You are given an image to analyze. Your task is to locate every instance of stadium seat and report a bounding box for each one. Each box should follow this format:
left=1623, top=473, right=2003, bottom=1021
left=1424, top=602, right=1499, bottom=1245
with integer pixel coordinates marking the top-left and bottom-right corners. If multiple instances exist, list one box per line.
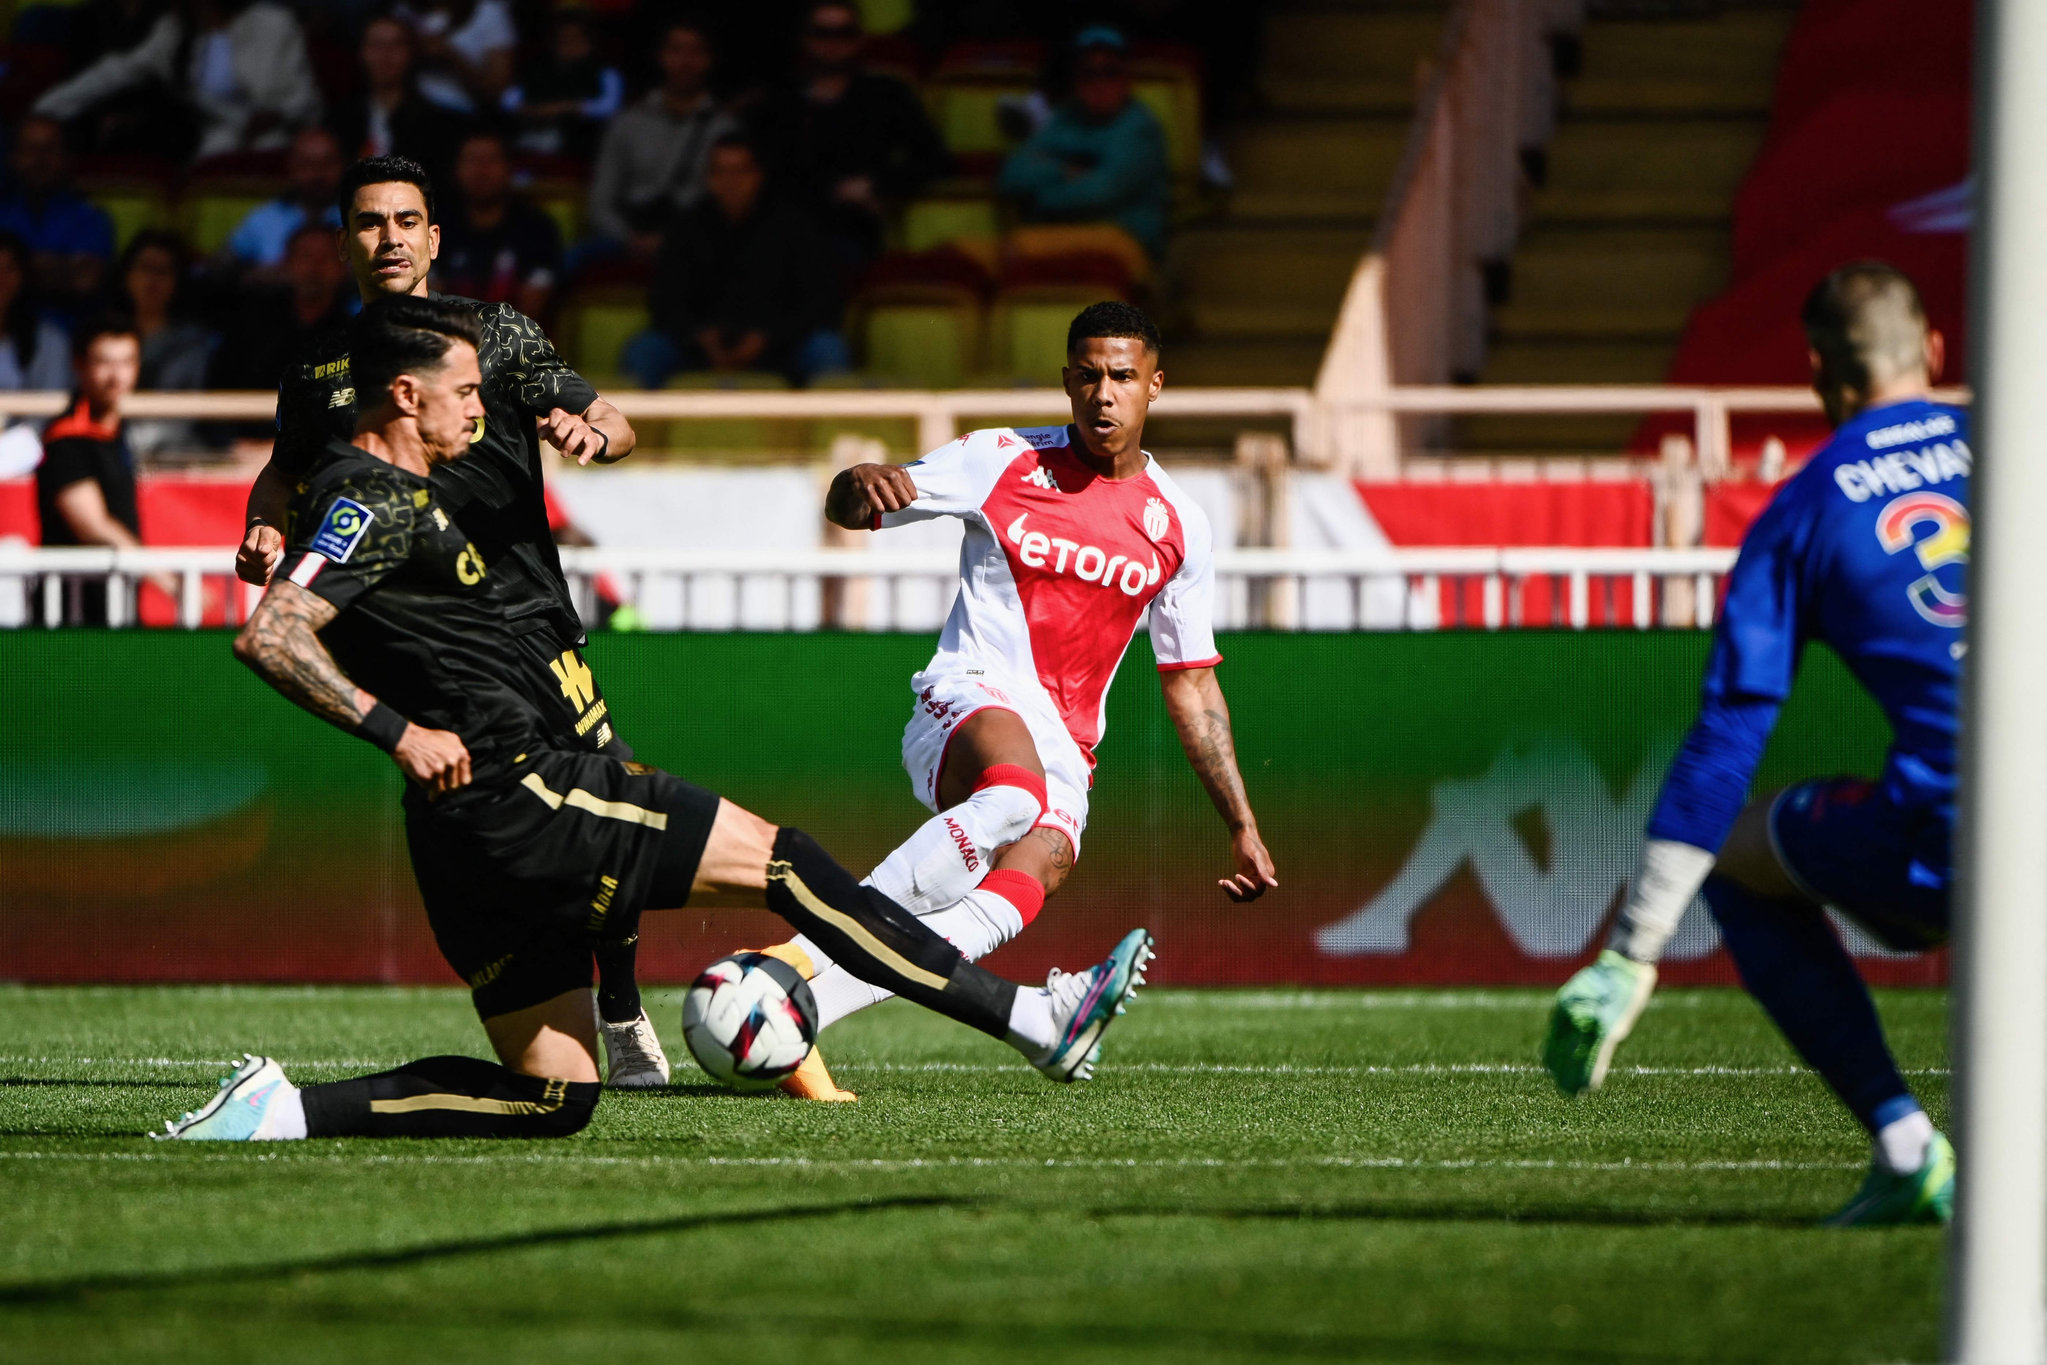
left=988, top=286, right=1105, bottom=382
left=1003, top=223, right=1149, bottom=290
left=899, top=197, right=1000, bottom=268
left=562, top=290, right=648, bottom=380
left=1131, top=61, right=1203, bottom=186
left=857, top=284, right=983, bottom=388
left=924, top=74, right=1035, bottom=163
left=84, top=185, right=169, bottom=252
left=181, top=185, right=275, bottom=255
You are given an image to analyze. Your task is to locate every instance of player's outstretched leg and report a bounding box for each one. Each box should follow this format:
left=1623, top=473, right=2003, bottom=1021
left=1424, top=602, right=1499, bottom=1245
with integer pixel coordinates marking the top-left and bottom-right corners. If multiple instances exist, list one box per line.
left=1706, top=875, right=1952, bottom=1226
left=734, top=818, right=1147, bottom=1082
left=155, top=1053, right=601, bottom=1141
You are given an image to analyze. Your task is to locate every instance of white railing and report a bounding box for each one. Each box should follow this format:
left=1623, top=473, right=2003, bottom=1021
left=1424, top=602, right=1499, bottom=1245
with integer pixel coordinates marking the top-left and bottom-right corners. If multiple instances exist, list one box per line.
left=0, top=543, right=1738, bottom=633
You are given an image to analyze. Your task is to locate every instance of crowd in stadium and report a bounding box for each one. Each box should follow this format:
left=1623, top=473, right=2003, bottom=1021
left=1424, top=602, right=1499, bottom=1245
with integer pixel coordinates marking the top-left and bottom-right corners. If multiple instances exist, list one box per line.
left=0, top=0, right=1239, bottom=454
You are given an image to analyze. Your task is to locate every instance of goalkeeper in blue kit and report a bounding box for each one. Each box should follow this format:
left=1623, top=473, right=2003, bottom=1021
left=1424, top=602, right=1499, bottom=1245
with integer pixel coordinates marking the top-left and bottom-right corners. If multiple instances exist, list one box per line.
left=1543, top=262, right=1966, bottom=1226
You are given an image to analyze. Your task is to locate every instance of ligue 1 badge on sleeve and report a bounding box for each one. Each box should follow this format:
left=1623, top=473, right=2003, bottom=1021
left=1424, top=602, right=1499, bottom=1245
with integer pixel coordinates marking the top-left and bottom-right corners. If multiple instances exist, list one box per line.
left=310, top=497, right=375, bottom=563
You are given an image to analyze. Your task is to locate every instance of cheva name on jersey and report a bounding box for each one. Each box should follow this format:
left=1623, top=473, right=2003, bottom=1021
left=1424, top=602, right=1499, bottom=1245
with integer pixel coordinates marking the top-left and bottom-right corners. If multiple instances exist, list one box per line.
left=1833, top=440, right=1972, bottom=503
left=1005, top=511, right=1162, bottom=595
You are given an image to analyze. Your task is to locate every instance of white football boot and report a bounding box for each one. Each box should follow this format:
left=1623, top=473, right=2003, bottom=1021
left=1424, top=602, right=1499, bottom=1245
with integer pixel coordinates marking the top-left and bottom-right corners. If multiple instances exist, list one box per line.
left=595, top=1003, right=672, bottom=1088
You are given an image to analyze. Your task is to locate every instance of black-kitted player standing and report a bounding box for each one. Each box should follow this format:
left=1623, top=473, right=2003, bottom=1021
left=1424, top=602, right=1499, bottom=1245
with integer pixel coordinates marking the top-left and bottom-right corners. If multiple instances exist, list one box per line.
left=156, top=297, right=1152, bottom=1142
left=234, top=156, right=668, bottom=1084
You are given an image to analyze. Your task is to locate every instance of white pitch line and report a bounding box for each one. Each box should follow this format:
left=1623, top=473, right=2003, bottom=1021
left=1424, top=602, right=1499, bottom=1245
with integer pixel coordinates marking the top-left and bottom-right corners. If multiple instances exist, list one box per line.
left=0, top=1058, right=1952, bottom=1078
left=0, top=1151, right=1865, bottom=1173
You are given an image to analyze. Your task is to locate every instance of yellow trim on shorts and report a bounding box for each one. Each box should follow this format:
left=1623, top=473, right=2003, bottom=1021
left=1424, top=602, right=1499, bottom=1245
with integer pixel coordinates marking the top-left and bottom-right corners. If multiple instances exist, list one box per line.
left=520, top=771, right=669, bottom=830
left=765, top=859, right=951, bottom=993
left=370, top=1091, right=563, bottom=1116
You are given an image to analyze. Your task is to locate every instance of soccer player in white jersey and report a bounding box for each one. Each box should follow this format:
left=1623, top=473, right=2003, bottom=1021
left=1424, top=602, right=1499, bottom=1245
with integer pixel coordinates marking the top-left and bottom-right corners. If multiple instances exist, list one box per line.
left=758, top=301, right=1278, bottom=1100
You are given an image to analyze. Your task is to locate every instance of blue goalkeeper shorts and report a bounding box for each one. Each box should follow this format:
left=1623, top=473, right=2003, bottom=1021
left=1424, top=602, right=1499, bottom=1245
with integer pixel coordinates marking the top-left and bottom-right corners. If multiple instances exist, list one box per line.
left=1768, top=777, right=1951, bottom=952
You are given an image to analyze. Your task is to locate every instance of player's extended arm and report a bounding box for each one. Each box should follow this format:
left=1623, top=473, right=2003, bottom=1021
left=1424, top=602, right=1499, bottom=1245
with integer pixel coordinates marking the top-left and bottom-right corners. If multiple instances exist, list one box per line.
left=235, top=459, right=293, bottom=586
left=825, top=462, right=919, bottom=529
left=540, top=398, right=635, bottom=466
left=233, top=580, right=472, bottom=794
left=1159, top=665, right=1278, bottom=902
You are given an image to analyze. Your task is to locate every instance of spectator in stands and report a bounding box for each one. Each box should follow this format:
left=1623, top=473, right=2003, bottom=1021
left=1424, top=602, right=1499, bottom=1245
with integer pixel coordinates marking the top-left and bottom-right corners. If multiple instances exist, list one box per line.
left=210, top=221, right=352, bottom=395
left=625, top=135, right=848, bottom=388
left=586, top=18, right=737, bottom=261
left=326, top=14, right=472, bottom=188
left=0, top=231, right=72, bottom=394
left=0, top=117, right=116, bottom=303
left=753, top=1, right=950, bottom=273
left=997, top=26, right=1169, bottom=258
left=32, top=1, right=322, bottom=161
left=502, top=12, right=624, bottom=162
left=110, top=228, right=214, bottom=457
left=221, top=126, right=345, bottom=276
left=434, top=130, right=563, bottom=322
left=401, top=0, right=518, bottom=115
left=34, top=313, right=171, bottom=624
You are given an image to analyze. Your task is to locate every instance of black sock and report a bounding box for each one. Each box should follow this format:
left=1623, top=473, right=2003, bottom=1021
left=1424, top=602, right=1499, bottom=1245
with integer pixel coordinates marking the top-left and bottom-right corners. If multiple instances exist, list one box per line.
left=762, top=826, right=1017, bottom=1039
left=593, top=931, right=644, bottom=1025
left=300, top=1055, right=601, bottom=1139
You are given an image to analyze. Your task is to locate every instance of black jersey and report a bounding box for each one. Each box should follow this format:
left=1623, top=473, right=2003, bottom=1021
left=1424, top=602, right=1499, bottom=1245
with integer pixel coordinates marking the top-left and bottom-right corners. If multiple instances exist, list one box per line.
left=272, top=295, right=598, bottom=647
left=279, top=439, right=620, bottom=786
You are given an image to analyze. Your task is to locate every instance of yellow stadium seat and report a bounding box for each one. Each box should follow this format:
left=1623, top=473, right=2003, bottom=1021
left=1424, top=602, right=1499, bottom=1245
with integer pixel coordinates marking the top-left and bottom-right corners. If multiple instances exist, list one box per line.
left=181, top=190, right=273, bottom=255
left=857, top=0, right=913, bottom=34
left=863, top=300, right=981, bottom=388
left=566, top=295, right=649, bottom=379
left=1132, top=65, right=1203, bottom=182
left=926, top=78, right=1035, bottom=156
left=88, top=189, right=169, bottom=252
left=989, top=287, right=1101, bottom=382
left=900, top=197, right=1000, bottom=258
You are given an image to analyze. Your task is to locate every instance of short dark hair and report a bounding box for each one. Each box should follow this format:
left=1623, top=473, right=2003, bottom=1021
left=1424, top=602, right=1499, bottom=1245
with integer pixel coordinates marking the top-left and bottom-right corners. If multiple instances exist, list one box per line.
left=1066, top=300, right=1159, bottom=358
left=707, top=131, right=759, bottom=162
left=71, top=309, right=138, bottom=360
left=1802, top=261, right=1929, bottom=392
left=351, top=295, right=482, bottom=400
left=337, top=155, right=436, bottom=225
left=457, top=127, right=510, bottom=158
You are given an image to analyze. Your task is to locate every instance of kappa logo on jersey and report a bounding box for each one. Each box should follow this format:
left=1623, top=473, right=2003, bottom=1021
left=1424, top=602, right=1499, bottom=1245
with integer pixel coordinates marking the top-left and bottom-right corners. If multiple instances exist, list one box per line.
left=1005, top=511, right=1162, bottom=596
left=1021, top=465, right=1060, bottom=490
left=309, top=497, right=373, bottom=562
left=1143, top=497, right=1169, bottom=541
left=1877, top=490, right=1969, bottom=627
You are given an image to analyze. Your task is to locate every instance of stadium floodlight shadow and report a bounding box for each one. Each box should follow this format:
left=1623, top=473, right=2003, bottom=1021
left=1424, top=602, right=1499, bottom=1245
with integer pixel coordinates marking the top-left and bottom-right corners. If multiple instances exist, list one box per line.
left=0, top=1195, right=971, bottom=1305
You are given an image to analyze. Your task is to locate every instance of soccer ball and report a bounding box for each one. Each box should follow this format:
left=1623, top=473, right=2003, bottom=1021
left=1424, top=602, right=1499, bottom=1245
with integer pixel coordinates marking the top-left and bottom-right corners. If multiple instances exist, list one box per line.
left=681, top=952, right=819, bottom=1091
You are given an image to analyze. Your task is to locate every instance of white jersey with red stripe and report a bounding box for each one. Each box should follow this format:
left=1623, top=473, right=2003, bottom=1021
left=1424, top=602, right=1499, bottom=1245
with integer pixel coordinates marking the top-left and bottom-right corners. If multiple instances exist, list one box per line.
left=879, top=424, right=1221, bottom=766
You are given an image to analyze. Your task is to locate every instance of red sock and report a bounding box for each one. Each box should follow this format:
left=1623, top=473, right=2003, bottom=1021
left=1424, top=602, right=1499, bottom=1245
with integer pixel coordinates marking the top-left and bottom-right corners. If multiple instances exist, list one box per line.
left=979, top=868, right=1046, bottom=926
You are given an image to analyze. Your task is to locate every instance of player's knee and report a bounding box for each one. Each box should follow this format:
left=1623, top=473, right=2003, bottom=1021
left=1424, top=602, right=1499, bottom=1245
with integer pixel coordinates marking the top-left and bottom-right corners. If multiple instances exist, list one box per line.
left=533, top=1079, right=601, bottom=1138
left=969, top=763, right=1048, bottom=845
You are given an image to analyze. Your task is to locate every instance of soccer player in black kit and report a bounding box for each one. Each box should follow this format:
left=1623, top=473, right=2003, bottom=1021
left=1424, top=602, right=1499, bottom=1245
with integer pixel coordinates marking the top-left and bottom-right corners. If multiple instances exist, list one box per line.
left=155, top=297, right=1153, bottom=1141
left=233, top=156, right=671, bottom=1084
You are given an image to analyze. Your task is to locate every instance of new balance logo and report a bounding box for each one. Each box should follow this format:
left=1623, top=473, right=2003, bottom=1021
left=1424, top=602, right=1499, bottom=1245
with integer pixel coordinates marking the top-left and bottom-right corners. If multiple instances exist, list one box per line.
left=1021, top=465, right=1059, bottom=490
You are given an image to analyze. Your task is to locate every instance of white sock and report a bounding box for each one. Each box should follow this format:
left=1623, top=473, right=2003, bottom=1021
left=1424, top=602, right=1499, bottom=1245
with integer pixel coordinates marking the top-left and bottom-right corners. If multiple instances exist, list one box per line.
left=1874, top=1108, right=1935, bottom=1176
left=1605, top=839, right=1718, bottom=964
left=1004, top=984, right=1054, bottom=1055
left=806, top=885, right=1033, bottom=1030
left=864, top=783, right=1043, bottom=917
left=267, top=1085, right=308, bottom=1141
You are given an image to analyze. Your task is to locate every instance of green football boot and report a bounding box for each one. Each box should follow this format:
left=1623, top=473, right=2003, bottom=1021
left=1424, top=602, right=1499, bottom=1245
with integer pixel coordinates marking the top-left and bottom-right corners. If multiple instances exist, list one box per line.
left=1824, top=1131, right=1955, bottom=1228
left=1542, top=949, right=1658, bottom=1096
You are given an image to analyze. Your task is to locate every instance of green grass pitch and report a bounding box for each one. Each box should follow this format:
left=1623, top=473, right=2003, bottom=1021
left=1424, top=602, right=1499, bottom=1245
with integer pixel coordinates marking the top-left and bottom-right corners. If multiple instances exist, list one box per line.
left=0, top=984, right=1945, bottom=1363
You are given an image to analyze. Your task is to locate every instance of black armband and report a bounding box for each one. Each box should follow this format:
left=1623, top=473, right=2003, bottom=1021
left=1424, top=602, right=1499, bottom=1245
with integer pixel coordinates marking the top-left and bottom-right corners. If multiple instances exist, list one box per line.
left=354, top=702, right=409, bottom=753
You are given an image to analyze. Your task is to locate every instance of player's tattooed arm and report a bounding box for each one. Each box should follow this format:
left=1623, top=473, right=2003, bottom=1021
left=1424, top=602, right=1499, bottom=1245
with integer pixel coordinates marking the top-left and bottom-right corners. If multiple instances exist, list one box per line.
left=1160, top=666, right=1279, bottom=902
left=234, top=580, right=473, bottom=793
left=233, top=580, right=368, bottom=729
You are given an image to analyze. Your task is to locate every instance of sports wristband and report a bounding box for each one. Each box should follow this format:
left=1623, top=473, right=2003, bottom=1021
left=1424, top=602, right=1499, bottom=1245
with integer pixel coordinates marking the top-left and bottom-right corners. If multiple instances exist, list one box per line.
left=354, top=702, right=409, bottom=753
left=246, top=516, right=270, bottom=530
left=590, top=427, right=610, bottom=463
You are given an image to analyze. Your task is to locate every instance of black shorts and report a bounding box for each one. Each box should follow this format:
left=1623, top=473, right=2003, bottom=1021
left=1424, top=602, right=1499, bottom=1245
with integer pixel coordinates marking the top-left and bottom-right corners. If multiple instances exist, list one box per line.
left=405, top=750, right=721, bottom=1018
